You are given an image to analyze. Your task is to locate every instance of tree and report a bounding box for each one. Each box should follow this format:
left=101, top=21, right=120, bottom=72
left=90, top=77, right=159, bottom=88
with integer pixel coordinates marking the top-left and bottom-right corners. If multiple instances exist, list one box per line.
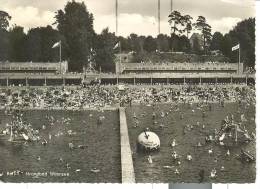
left=144, top=36, right=157, bottom=52
left=38, top=26, right=67, bottom=62
left=54, top=1, right=95, bottom=72
left=8, top=26, right=27, bottom=62
left=179, top=35, right=191, bottom=52
left=26, top=26, right=66, bottom=62
left=0, top=29, right=9, bottom=61
left=168, top=11, right=183, bottom=35
left=168, top=11, right=186, bottom=52
left=128, top=33, right=140, bottom=52
left=156, top=34, right=170, bottom=52
left=138, top=36, right=146, bottom=53
left=94, top=28, right=116, bottom=73
left=221, top=34, right=232, bottom=60
left=169, top=34, right=191, bottom=53
left=182, top=15, right=193, bottom=38
left=26, top=28, right=43, bottom=62
left=0, top=10, right=11, bottom=31
left=192, top=36, right=202, bottom=54
left=226, top=18, right=255, bottom=68
left=210, top=32, right=224, bottom=51
left=0, top=10, right=11, bottom=61
left=117, top=36, right=131, bottom=52
left=194, top=16, right=212, bottom=52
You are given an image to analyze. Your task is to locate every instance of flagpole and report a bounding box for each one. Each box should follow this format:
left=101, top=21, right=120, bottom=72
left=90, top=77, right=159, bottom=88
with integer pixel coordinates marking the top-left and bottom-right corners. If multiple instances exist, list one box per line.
left=59, top=41, right=62, bottom=74
left=119, top=41, right=121, bottom=75
left=238, top=43, right=240, bottom=74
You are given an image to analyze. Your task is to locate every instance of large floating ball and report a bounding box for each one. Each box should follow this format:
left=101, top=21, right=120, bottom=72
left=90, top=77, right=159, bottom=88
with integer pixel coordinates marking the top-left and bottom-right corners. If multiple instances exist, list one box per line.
left=137, top=131, right=160, bottom=151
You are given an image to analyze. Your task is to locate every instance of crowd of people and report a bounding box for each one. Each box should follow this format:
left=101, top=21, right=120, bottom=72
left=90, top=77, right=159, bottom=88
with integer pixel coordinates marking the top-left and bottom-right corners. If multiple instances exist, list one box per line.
left=127, top=86, right=255, bottom=182
left=0, top=83, right=256, bottom=182
left=0, top=84, right=255, bottom=110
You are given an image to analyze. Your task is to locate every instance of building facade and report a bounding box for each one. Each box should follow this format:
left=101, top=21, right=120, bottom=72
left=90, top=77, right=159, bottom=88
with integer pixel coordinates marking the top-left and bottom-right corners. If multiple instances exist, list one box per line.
left=0, top=61, right=68, bottom=75
left=116, top=62, right=244, bottom=75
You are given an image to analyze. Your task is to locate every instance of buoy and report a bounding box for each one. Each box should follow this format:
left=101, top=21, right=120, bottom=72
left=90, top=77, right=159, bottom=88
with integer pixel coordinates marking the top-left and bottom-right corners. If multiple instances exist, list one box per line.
left=137, top=131, right=160, bottom=151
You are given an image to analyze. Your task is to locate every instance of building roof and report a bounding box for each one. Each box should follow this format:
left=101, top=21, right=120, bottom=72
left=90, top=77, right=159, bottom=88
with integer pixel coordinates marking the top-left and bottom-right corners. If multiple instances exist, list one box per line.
left=0, top=62, right=67, bottom=67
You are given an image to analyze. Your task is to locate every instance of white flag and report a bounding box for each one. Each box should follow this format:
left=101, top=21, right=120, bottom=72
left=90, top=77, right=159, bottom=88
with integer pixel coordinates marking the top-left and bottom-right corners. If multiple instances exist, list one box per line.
left=52, top=41, right=61, bottom=48
left=232, top=44, right=240, bottom=51
left=113, top=42, right=120, bottom=50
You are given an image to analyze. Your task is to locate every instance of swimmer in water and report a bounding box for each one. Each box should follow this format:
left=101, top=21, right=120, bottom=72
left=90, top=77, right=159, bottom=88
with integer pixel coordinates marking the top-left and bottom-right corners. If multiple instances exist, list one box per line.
left=210, top=168, right=217, bottom=178
left=148, top=155, right=153, bottom=164
left=226, top=149, right=230, bottom=156
left=171, top=139, right=177, bottom=147
left=187, top=154, right=192, bottom=161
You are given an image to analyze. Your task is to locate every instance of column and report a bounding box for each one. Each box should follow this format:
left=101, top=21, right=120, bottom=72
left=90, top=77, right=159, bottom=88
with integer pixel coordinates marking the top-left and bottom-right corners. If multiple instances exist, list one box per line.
left=63, top=77, right=65, bottom=86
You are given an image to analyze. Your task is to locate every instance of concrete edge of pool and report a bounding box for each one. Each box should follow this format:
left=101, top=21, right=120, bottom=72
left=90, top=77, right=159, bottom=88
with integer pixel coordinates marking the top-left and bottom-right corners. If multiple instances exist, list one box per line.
left=119, top=107, right=136, bottom=183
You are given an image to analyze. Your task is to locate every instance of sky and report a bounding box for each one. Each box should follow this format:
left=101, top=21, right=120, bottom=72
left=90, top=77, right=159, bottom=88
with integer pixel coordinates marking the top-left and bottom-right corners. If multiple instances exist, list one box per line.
left=0, top=0, right=255, bottom=37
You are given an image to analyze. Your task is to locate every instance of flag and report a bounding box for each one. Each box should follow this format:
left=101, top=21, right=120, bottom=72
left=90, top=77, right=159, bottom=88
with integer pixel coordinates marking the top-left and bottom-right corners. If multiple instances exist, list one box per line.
left=232, top=44, right=240, bottom=51
left=113, top=42, right=120, bottom=50
left=52, top=41, right=61, bottom=48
